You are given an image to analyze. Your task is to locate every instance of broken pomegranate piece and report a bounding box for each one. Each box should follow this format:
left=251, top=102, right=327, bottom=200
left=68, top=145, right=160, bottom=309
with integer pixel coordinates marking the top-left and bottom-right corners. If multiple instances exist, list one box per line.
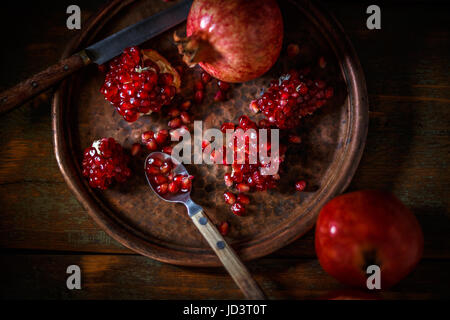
left=101, top=46, right=181, bottom=122
left=82, top=138, right=131, bottom=190
left=249, top=69, right=334, bottom=129
left=145, top=156, right=192, bottom=196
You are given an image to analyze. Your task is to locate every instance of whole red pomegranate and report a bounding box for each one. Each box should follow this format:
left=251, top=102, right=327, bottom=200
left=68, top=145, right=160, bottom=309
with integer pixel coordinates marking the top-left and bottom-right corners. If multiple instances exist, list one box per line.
left=174, top=0, right=283, bottom=82
left=315, top=190, right=424, bottom=289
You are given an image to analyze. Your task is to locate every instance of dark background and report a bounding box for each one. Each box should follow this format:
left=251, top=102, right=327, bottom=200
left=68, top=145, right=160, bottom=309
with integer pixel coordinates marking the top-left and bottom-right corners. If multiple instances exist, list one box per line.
left=0, top=0, right=449, bottom=299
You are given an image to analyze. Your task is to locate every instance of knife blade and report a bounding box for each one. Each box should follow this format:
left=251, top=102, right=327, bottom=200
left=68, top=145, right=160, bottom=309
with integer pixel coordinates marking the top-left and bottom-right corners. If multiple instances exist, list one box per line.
left=86, top=0, right=192, bottom=65
left=0, top=0, right=192, bottom=114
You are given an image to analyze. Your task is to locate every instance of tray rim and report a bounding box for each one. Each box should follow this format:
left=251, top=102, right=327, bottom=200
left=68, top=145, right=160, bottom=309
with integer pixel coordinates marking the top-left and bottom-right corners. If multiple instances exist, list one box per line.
left=52, top=0, right=369, bottom=267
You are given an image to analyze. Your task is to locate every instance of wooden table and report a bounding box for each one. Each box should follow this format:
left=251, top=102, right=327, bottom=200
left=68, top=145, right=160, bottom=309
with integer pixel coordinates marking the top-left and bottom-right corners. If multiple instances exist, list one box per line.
left=0, top=0, right=448, bottom=299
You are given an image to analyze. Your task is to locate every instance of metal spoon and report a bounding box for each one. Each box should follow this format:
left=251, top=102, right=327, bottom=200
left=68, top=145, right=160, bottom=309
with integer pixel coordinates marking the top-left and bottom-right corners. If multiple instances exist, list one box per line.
left=144, top=152, right=266, bottom=300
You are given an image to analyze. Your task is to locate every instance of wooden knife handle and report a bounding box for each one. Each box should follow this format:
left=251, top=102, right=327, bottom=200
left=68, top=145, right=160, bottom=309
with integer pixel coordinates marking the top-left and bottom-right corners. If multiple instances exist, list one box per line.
left=191, top=210, right=266, bottom=300
left=0, top=50, right=91, bottom=114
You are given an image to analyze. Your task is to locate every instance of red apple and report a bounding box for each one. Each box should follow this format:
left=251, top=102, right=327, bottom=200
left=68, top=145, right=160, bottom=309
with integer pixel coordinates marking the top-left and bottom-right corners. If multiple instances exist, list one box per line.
left=315, top=190, right=424, bottom=289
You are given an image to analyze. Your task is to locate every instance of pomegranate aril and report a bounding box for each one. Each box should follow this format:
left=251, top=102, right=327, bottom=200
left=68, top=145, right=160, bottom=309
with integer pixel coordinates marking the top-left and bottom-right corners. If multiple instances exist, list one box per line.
left=236, top=183, right=250, bottom=193
left=201, top=71, right=212, bottom=84
left=224, top=173, right=233, bottom=187
left=160, top=161, right=172, bottom=174
left=131, top=143, right=142, bottom=156
left=162, top=145, right=173, bottom=154
left=168, top=117, right=182, bottom=129
left=180, top=177, right=192, bottom=192
left=319, top=56, right=327, bottom=68
left=168, top=181, right=180, bottom=193
left=237, top=194, right=250, bottom=205
left=217, top=80, right=230, bottom=92
left=146, top=138, right=158, bottom=151
left=142, top=130, right=154, bottom=142
left=218, top=221, right=229, bottom=236
left=223, top=192, right=236, bottom=205
left=249, top=100, right=259, bottom=113
left=153, top=174, right=168, bottom=185
left=214, top=90, right=226, bottom=102
left=221, top=122, right=235, bottom=133
left=194, top=80, right=204, bottom=91
left=287, top=43, right=300, bottom=58
left=288, top=135, right=302, bottom=144
left=194, top=90, right=204, bottom=104
left=295, top=180, right=307, bottom=192
left=180, top=111, right=192, bottom=124
left=156, top=183, right=169, bottom=195
left=180, top=100, right=192, bottom=111
left=167, top=106, right=180, bottom=118
left=154, top=129, right=169, bottom=145
left=231, top=202, right=246, bottom=216
left=146, top=165, right=160, bottom=175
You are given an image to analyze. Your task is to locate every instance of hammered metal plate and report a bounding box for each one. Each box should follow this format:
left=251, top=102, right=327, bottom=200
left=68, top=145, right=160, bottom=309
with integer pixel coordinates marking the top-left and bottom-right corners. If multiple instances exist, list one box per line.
left=53, top=0, right=368, bottom=266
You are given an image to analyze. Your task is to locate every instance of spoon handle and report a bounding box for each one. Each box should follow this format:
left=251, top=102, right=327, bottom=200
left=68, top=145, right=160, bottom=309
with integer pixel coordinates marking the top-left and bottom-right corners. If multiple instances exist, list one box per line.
left=191, top=210, right=266, bottom=300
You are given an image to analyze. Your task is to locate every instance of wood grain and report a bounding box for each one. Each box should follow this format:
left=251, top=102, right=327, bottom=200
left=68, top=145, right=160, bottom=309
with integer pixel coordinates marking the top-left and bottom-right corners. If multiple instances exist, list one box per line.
left=1, top=253, right=449, bottom=300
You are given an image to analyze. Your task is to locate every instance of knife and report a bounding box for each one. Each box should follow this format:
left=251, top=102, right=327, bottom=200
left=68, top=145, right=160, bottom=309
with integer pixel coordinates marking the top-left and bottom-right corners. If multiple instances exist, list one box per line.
left=0, top=0, right=192, bottom=114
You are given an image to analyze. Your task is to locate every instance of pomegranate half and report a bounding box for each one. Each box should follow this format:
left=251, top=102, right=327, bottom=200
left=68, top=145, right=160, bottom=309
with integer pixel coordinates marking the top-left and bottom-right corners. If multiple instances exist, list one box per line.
left=174, top=0, right=283, bottom=83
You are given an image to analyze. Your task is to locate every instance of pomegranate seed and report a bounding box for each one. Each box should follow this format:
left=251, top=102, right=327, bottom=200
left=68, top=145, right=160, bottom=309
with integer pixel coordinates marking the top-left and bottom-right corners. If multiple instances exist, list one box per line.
left=142, top=130, right=154, bottom=143
left=218, top=222, right=229, bottom=236
left=288, top=135, right=302, bottom=144
left=231, top=202, right=246, bottom=216
left=174, top=174, right=184, bottom=185
left=147, top=157, right=162, bottom=167
left=221, top=122, right=235, bottom=133
left=249, top=100, right=259, bottom=113
left=168, top=117, right=182, bottom=129
left=224, top=192, right=236, bottom=205
left=130, top=143, right=142, bottom=156
left=156, top=183, right=168, bottom=195
left=154, top=129, right=169, bottom=145
left=224, top=173, right=233, bottom=187
left=180, top=176, right=192, bottom=192
left=153, top=174, right=168, bottom=185
left=287, top=43, right=300, bottom=58
left=325, top=87, right=334, bottom=99
left=180, top=100, right=192, bottom=111
left=295, top=180, right=307, bottom=191
left=194, top=90, right=204, bottom=104
left=162, top=145, right=173, bottom=154
left=168, top=181, right=180, bottom=193
left=194, top=80, right=204, bottom=91
left=319, top=56, right=327, bottom=69
left=146, top=165, right=160, bottom=175
left=237, top=194, right=250, bottom=205
left=201, top=72, right=212, bottom=84
left=167, top=106, right=180, bottom=118
left=160, top=161, right=172, bottom=174
left=236, top=183, right=250, bottom=193
left=214, top=90, right=226, bottom=102
left=180, top=111, right=192, bottom=124
left=201, top=140, right=210, bottom=150
left=217, top=80, right=230, bottom=92
left=146, top=138, right=158, bottom=151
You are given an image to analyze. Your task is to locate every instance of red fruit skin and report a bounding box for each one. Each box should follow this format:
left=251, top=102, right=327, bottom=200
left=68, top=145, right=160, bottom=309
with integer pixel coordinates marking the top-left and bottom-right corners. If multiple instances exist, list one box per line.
left=186, top=0, right=283, bottom=82
left=315, top=190, right=424, bottom=289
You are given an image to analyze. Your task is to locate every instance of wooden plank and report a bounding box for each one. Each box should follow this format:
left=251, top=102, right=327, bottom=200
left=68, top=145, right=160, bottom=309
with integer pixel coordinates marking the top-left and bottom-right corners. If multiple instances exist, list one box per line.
left=1, top=254, right=448, bottom=299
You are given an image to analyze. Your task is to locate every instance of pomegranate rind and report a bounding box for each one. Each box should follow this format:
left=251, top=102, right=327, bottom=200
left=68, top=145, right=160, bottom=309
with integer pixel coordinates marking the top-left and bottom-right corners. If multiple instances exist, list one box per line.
left=141, top=49, right=181, bottom=89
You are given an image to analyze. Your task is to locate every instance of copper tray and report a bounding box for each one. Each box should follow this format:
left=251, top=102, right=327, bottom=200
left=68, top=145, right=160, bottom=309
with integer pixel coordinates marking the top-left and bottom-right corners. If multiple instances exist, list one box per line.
left=52, top=0, right=368, bottom=266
